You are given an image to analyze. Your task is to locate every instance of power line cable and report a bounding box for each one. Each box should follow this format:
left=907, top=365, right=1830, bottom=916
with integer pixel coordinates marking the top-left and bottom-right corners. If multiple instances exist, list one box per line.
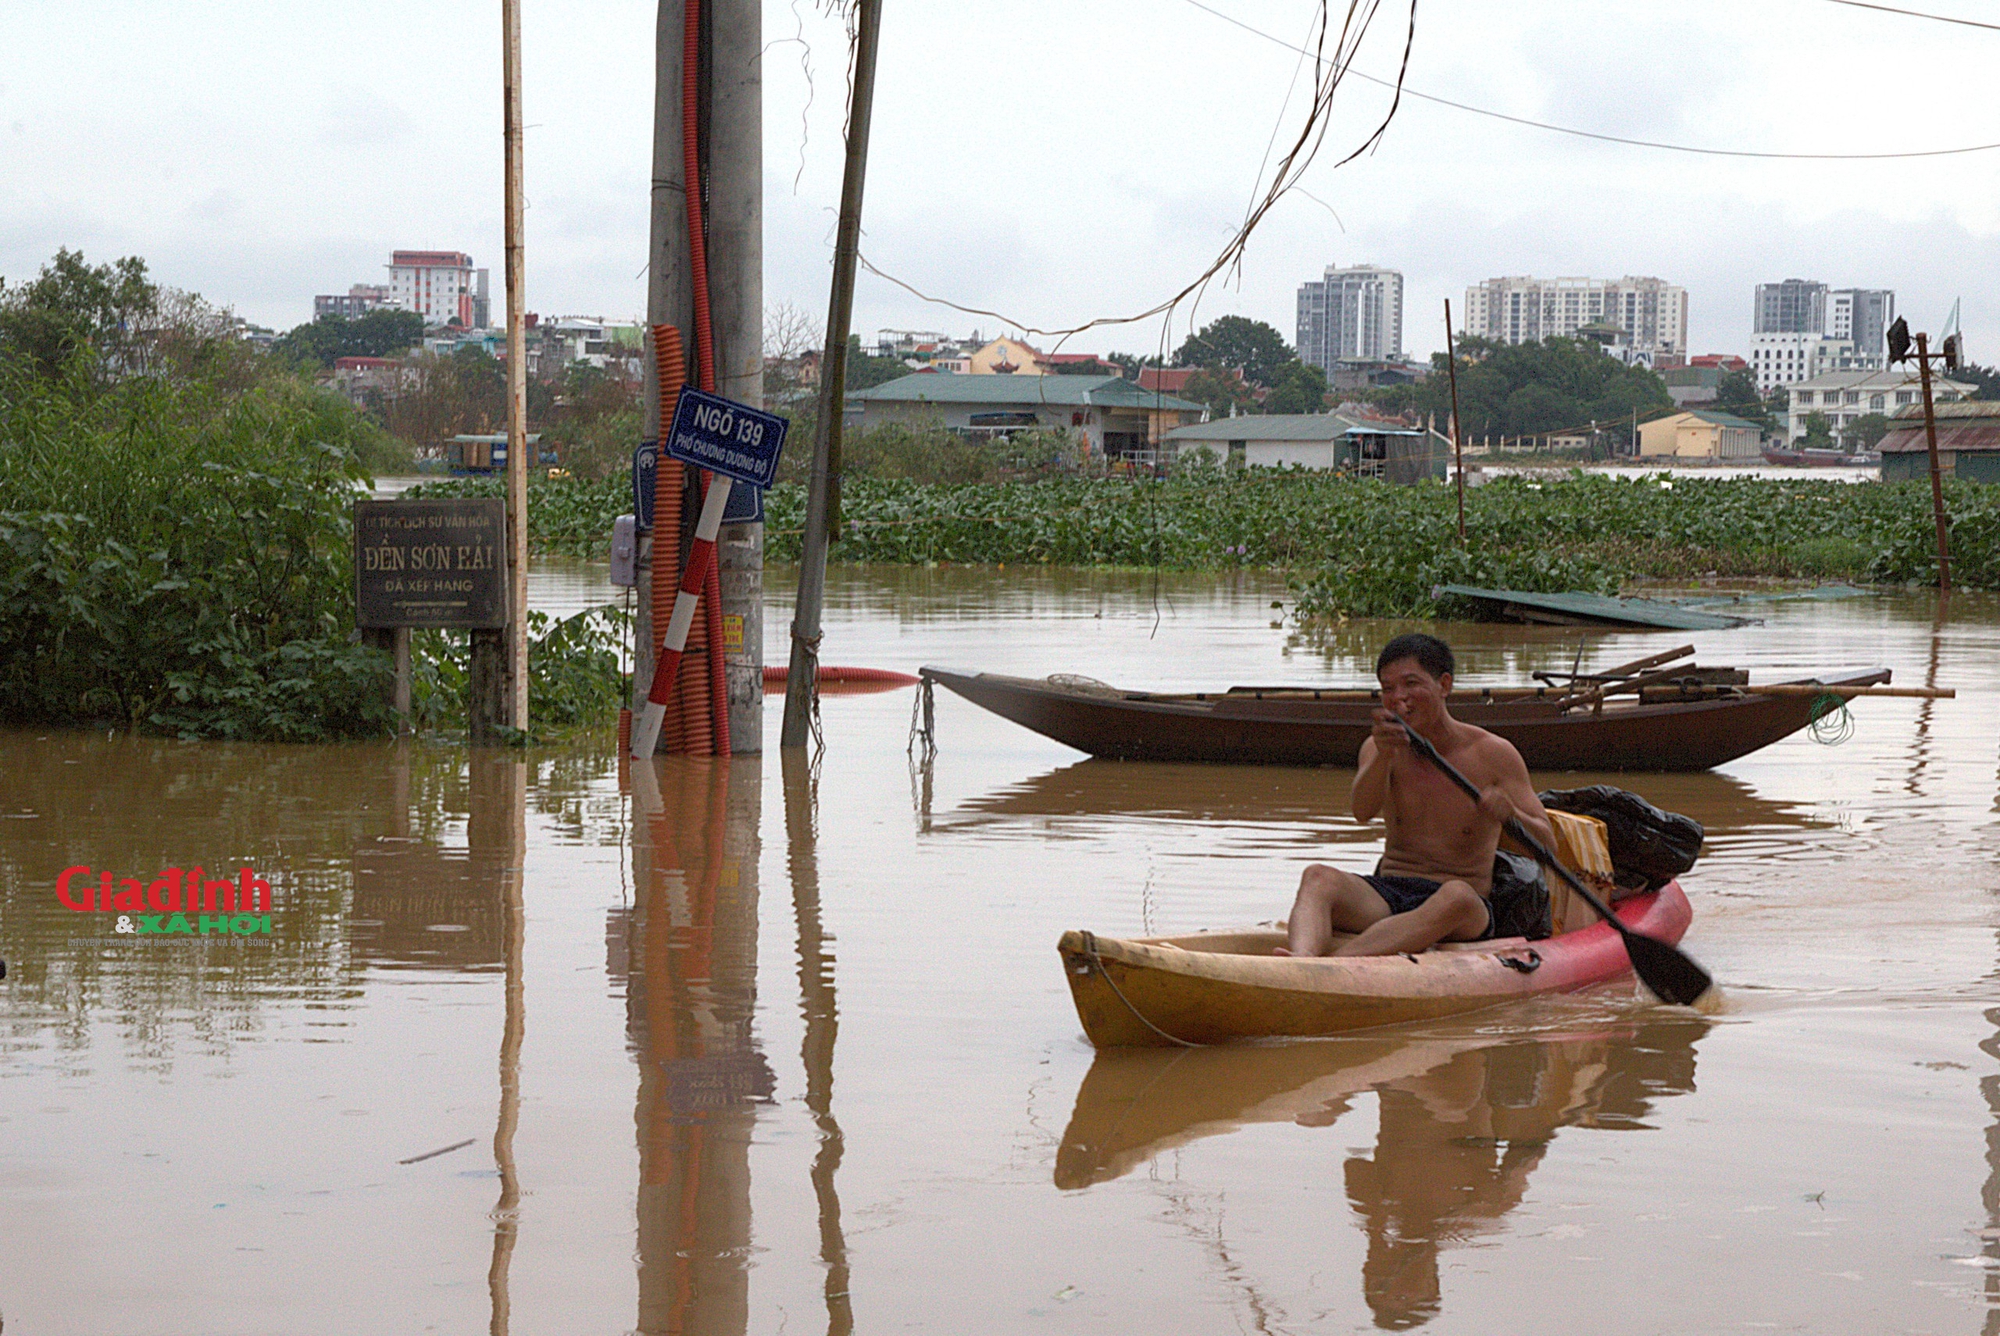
left=1184, top=0, right=2000, bottom=160
left=1818, top=0, right=2000, bottom=33
left=859, top=0, right=1417, bottom=342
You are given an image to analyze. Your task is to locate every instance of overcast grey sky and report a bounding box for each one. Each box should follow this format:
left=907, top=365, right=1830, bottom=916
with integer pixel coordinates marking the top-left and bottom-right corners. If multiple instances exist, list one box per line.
left=4, top=0, right=1995, bottom=362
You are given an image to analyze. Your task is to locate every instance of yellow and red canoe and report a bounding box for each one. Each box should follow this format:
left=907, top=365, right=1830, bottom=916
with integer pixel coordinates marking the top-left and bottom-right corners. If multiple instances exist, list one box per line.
left=1058, top=882, right=1693, bottom=1047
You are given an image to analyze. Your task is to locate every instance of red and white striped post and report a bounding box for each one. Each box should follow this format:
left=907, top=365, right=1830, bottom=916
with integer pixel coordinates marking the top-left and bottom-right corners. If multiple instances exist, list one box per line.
left=630, top=472, right=733, bottom=758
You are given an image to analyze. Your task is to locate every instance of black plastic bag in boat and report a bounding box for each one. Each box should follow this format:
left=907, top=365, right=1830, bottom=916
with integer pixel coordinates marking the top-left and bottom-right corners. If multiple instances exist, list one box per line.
left=1489, top=851, right=1552, bottom=941
left=1536, top=786, right=1704, bottom=892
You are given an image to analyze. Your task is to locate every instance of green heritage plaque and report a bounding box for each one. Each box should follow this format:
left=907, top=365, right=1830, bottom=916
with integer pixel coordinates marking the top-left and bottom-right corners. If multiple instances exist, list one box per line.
left=354, top=498, right=510, bottom=629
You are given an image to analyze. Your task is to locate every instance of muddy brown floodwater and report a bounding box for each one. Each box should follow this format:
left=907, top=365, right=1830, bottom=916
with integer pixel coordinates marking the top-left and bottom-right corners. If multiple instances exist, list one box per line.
left=2, top=564, right=1998, bottom=1334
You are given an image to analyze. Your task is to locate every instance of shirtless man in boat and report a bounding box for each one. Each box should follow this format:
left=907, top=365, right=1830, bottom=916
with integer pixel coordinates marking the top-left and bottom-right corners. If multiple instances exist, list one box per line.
left=1279, top=633, right=1554, bottom=957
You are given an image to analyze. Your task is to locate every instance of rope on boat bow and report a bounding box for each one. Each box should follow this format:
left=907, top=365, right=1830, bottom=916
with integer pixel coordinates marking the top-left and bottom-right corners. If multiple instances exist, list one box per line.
left=1074, top=930, right=1204, bottom=1048
left=1808, top=691, right=1856, bottom=745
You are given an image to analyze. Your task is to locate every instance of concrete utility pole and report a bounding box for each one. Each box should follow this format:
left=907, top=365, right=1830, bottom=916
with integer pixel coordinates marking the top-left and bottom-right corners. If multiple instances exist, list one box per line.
left=502, top=0, right=530, bottom=730
left=636, top=0, right=765, bottom=753
left=1914, top=332, right=1953, bottom=594
left=782, top=0, right=884, bottom=750
left=708, top=0, right=765, bottom=752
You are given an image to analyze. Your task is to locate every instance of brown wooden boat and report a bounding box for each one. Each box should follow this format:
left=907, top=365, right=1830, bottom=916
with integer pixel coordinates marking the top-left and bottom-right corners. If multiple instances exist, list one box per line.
left=919, top=665, right=1891, bottom=771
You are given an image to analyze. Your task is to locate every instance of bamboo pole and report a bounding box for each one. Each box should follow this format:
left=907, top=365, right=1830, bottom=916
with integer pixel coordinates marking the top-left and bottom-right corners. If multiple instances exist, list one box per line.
left=782, top=0, right=883, bottom=750
left=502, top=0, right=529, bottom=730
left=1196, top=682, right=1954, bottom=704
left=1733, top=684, right=1954, bottom=699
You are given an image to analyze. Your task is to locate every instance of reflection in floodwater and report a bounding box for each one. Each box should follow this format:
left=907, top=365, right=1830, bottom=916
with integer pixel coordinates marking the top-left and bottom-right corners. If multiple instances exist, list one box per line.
left=1985, top=924, right=2000, bottom=1331
left=785, top=751, right=854, bottom=1336
left=1908, top=607, right=1945, bottom=798
left=622, top=758, right=769, bottom=1336
left=1057, top=1013, right=1708, bottom=1329
left=940, top=758, right=1836, bottom=861
left=469, top=754, right=527, bottom=1336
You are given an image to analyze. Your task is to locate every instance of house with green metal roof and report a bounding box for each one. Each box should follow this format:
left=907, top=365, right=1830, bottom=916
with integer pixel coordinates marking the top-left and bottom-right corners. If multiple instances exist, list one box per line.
left=1162, top=412, right=1449, bottom=481
left=1879, top=400, right=2000, bottom=483
left=847, top=372, right=1205, bottom=461
left=1636, top=409, right=1763, bottom=460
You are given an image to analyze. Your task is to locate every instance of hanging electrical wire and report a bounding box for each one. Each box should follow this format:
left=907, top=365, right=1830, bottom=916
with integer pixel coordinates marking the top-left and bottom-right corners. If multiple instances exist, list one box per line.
left=1183, top=0, right=2000, bottom=160
left=858, top=0, right=1416, bottom=343
left=1818, top=0, right=2000, bottom=33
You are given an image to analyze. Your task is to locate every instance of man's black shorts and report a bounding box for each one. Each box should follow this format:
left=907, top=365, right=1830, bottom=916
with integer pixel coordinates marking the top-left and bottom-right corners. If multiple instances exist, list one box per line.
left=1358, top=873, right=1496, bottom=941
left=1356, top=854, right=1553, bottom=942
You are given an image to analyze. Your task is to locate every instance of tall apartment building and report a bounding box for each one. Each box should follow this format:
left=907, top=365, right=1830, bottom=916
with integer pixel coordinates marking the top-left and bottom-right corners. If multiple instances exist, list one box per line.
left=1754, top=279, right=1826, bottom=334
left=313, top=284, right=390, bottom=320
left=1753, top=279, right=1894, bottom=354
left=387, top=250, right=486, bottom=328
left=1297, top=263, right=1404, bottom=371
left=1750, top=332, right=1882, bottom=392
left=1461, top=276, right=1687, bottom=360
left=1828, top=288, right=1893, bottom=355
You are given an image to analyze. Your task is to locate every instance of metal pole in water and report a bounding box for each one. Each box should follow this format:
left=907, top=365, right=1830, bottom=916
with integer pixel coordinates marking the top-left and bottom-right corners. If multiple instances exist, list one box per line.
left=782, top=0, right=883, bottom=750
left=1444, top=298, right=1465, bottom=544
left=1915, top=332, right=1952, bottom=595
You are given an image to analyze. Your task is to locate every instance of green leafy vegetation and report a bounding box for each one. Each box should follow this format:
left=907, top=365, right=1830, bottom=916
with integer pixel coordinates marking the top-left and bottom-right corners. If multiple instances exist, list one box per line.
left=1363, top=336, right=1673, bottom=449
left=1174, top=315, right=1330, bottom=414
left=0, top=248, right=158, bottom=380
left=404, top=473, right=629, bottom=557
left=1843, top=412, right=1894, bottom=452
left=270, top=309, right=425, bottom=368
left=750, top=469, right=2000, bottom=614
left=0, top=361, right=394, bottom=739
left=409, top=606, right=629, bottom=738
left=1175, top=315, right=1296, bottom=388
left=0, top=248, right=635, bottom=739
left=1711, top=367, right=1781, bottom=432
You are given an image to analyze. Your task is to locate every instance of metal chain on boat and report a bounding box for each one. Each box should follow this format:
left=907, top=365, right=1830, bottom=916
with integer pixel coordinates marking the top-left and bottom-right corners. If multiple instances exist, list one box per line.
left=1075, top=931, right=1204, bottom=1048
left=1808, top=691, right=1856, bottom=745
left=907, top=675, right=937, bottom=761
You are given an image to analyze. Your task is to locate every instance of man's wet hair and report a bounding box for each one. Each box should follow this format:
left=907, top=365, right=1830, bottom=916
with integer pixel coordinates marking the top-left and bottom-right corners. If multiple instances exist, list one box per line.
left=1376, top=633, right=1455, bottom=681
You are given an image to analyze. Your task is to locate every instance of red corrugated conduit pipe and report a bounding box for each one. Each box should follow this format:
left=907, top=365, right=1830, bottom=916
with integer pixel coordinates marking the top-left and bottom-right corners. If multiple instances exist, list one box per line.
left=652, top=324, right=698, bottom=754
left=681, top=0, right=730, bottom=757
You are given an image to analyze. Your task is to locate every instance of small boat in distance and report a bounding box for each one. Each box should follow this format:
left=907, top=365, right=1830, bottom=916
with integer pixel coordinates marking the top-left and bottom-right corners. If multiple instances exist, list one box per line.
left=920, top=652, right=1892, bottom=771
left=1761, top=444, right=1881, bottom=468
left=1060, top=883, right=1693, bottom=1047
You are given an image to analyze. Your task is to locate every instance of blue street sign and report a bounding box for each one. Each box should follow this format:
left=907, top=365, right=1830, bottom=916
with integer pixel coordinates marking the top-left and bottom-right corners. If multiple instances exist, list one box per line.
left=635, top=441, right=763, bottom=528
left=664, top=386, right=787, bottom=488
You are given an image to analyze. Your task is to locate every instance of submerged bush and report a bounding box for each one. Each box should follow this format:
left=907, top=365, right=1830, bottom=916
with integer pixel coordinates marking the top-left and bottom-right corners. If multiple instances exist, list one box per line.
left=0, top=363, right=400, bottom=738
left=409, top=605, right=628, bottom=736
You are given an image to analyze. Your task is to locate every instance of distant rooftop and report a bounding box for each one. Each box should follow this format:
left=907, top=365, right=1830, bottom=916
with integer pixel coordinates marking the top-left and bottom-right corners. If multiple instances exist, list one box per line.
left=1678, top=409, right=1762, bottom=431
left=851, top=372, right=1201, bottom=413
left=1164, top=412, right=1420, bottom=443
left=1791, top=368, right=1973, bottom=393
left=1880, top=398, right=2000, bottom=452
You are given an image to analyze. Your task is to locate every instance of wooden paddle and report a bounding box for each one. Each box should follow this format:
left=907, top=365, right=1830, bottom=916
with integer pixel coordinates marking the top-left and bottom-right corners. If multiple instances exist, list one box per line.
left=1396, top=720, right=1713, bottom=1007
